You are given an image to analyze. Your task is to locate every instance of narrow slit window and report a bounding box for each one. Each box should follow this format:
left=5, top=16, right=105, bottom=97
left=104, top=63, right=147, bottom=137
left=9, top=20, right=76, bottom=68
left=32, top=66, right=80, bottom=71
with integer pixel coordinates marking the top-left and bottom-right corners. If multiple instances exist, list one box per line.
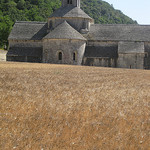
left=49, top=20, right=52, bottom=29
left=73, top=52, right=76, bottom=61
left=58, top=52, right=62, bottom=60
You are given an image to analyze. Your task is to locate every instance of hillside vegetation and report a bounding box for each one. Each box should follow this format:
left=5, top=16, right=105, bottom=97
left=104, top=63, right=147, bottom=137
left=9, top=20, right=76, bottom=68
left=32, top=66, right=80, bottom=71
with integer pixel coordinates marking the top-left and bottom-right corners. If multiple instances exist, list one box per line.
left=0, top=0, right=137, bottom=48
left=0, top=62, right=149, bottom=149
left=81, top=0, right=137, bottom=24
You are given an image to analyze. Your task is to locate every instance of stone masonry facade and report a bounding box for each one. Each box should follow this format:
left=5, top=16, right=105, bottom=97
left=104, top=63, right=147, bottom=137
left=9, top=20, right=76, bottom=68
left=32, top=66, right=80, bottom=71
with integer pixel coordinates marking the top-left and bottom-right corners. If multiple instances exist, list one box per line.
left=7, top=0, right=150, bottom=69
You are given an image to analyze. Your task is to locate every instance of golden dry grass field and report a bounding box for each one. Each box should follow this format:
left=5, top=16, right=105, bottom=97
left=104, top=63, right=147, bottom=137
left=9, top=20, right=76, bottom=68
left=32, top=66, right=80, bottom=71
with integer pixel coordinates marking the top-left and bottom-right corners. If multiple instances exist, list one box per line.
left=0, top=62, right=150, bottom=150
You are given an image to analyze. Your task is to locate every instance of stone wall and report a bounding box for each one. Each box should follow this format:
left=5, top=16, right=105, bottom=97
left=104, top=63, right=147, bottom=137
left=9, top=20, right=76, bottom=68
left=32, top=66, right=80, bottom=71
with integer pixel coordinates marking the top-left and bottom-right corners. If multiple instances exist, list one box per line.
left=144, top=42, right=150, bottom=69
left=83, top=41, right=118, bottom=67
left=7, top=40, right=43, bottom=62
left=0, top=50, right=7, bottom=61
left=43, top=39, right=86, bottom=65
left=117, top=53, right=145, bottom=69
left=83, top=57, right=116, bottom=67
left=118, top=42, right=145, bottom=69
left=48, top=18, right=91, bottom=32
left=7, top=39, right=150, bottom=69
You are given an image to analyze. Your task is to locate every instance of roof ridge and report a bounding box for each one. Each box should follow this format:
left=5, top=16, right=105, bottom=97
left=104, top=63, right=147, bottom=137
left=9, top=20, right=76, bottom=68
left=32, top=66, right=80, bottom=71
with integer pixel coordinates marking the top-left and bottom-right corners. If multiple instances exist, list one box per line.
left=92, top=24, right=150, bottom=26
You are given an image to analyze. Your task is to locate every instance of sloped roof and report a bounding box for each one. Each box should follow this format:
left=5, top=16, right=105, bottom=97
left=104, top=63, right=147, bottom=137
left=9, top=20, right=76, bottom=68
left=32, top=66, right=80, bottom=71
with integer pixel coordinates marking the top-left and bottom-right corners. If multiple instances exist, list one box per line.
left=118, top=42, right=144, bottom=53
left=8, top=22, right=150, bottom=42
left=8, top=21, right=48, bottom=40
left=49, top=6, right=93, bottom=21
left=84, top=46, right=118, bottom=58
left=44, top=21, right=86, bottom=40
left=85, top=24, right=150, bottom=42
left=7, top=47, right=42, bottom=57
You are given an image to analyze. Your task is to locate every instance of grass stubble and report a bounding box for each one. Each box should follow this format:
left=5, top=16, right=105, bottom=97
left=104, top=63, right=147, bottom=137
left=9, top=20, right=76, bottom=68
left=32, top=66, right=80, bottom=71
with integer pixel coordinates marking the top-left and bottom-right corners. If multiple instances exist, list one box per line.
left=0, top=62, right=150, bottom=149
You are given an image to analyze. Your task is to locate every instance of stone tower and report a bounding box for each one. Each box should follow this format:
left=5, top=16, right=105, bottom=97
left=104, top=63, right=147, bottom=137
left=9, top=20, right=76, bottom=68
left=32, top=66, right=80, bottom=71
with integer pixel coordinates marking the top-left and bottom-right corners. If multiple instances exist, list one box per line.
left=43, top=21, right=86, bottom=65
left=43, top=0, right=93, bottom=65
left=48, top=0, right=94, bottom=32
left=61, top=0, right=80, bottom=8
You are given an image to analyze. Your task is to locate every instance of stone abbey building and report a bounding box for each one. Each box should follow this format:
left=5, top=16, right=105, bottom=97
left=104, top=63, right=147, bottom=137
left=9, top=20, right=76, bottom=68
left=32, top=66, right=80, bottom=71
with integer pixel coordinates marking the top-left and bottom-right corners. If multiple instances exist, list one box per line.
left=7, top=0, right=150, bottom=69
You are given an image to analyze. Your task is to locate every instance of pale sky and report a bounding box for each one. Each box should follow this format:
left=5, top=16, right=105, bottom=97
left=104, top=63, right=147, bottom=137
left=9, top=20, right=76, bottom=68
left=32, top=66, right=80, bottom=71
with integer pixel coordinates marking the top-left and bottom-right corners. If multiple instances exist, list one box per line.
left=103, top=0, right=150, bottom=24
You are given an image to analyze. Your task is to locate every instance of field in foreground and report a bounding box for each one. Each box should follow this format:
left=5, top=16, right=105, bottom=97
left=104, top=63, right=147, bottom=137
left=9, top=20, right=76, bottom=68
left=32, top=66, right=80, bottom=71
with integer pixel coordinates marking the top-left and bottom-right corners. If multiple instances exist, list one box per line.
left=0, top=62, right=150, bottom=150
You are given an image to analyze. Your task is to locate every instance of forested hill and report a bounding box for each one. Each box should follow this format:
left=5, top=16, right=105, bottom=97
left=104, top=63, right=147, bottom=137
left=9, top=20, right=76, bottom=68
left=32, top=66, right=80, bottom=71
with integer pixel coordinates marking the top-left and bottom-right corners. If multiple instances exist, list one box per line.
left=0, top=0, right=137, bottom=48
left=81, top=0, right=137, bottom=24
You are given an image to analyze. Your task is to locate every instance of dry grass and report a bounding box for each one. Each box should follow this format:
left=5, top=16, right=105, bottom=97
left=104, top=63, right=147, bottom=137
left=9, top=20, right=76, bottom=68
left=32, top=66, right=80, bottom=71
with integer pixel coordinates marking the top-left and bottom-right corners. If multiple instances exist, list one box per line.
left=0, top=62, right=150, bottom=150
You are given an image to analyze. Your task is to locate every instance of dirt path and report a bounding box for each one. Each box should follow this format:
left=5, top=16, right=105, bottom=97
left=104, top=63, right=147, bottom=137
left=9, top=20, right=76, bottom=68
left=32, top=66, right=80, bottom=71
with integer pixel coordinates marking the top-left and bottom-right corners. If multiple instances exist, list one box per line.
left=0, top=50, right=7, bottom=61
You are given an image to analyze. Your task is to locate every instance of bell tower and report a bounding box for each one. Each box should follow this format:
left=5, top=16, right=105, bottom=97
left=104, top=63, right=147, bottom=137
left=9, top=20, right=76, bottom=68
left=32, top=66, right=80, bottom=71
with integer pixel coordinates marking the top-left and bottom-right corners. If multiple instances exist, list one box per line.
left=61, top=0, right=80, bottom=8
left=48, top=0, right=94, bottom=32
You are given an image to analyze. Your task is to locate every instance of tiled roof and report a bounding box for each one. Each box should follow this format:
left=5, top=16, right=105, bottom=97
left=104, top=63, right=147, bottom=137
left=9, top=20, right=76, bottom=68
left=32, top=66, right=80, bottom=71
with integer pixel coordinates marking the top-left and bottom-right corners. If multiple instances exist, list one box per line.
left=7, top=47, right=42, bottom=57
left=8, top=21, right=47, bottom=40
left=85, top=24, right=150, bottom=42
left=84, top=46, right=118, bottom=58
left=44, top=21, right=86, bottom=40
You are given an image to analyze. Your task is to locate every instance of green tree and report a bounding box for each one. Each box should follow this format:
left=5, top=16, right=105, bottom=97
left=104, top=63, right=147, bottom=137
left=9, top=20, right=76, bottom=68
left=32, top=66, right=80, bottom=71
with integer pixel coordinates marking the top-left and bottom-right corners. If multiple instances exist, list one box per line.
left=0, top=13, right=13, bottom=47
left=17, top=0, right=25, bottom=10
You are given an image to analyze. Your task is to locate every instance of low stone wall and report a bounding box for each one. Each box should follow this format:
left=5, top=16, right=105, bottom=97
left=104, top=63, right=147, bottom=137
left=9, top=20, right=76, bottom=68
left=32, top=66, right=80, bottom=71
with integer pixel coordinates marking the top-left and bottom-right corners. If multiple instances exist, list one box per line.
left=0, top=50, right=7, bottom=61
left=118, top=42, right=145, bottom=69
left=117, top=53, right=145, bottom=69
left=83, top=57, right=117, bottom=67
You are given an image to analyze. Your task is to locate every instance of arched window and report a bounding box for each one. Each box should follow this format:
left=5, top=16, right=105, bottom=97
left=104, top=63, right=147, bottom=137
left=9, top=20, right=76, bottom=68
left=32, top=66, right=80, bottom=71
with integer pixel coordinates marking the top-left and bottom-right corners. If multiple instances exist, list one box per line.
left=73, top=52, right=77, bottom=61
left=58, top=52, right=62, bottom=60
